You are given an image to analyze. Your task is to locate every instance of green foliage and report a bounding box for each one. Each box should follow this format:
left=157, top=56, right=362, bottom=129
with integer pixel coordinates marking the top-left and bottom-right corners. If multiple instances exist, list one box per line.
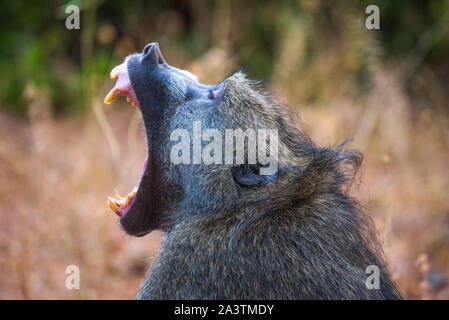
left=0, top=0, right=447, bottom=115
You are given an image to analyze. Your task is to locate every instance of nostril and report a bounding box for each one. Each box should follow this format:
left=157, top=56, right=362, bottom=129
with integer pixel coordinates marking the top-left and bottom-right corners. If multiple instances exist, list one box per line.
left=142, top=43, right=153, bottom=56
left=141, top=42, right=162, bottom=64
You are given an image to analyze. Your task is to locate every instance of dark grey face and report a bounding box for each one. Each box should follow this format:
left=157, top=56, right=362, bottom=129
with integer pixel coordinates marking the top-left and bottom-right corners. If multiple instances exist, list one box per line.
left=107, top=42, right=280, bottom=237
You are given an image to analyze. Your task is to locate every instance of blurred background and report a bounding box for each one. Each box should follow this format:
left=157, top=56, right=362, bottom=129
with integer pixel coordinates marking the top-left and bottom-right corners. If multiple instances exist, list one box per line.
left=0, top=0, right=448, bottom=299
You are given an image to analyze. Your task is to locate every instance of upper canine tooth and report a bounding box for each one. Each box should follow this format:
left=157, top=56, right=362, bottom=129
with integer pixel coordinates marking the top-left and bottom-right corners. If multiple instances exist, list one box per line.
left=104, top=88, right=118, bottom=104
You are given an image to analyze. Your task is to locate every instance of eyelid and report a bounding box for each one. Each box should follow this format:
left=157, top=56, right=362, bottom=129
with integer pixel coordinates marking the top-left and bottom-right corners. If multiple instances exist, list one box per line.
left=210, top=85, right=224, bottom=99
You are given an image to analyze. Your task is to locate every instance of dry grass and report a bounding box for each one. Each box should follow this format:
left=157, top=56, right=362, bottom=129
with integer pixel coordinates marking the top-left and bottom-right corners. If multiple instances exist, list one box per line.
left=0, top=45, right=448, bottom=299
left=0, top=88, right=163, bottom=299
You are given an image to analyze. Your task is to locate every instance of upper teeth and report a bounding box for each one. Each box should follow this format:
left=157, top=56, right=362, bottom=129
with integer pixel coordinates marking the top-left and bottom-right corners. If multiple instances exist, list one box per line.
left=104, top=63, right=138, bottom=108
left=104, top=88, right=119, bottom=104
left=104, top=87, right=139, bottom=107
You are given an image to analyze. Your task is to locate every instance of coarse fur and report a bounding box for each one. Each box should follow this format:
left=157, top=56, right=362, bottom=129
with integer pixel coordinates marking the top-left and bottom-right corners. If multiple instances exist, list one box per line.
left=120, top=43, right=402, bottom=299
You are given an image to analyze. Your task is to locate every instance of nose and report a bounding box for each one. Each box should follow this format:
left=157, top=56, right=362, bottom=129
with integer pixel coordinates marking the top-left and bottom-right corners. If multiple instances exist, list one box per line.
left=141, top=42, right=166, bottom=64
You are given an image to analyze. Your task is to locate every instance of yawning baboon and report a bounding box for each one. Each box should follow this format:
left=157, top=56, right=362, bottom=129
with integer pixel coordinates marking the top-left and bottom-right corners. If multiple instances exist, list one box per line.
left=104, top=42, right=401, bottom=299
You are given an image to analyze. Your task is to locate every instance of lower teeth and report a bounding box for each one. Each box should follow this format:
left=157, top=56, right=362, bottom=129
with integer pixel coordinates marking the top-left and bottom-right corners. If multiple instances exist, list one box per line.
left=107, top=187, right=137, bottom=214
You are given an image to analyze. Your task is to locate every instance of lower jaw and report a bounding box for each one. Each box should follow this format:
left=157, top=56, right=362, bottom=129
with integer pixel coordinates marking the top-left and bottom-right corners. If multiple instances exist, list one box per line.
left=107, top=155, right=148, bottom=218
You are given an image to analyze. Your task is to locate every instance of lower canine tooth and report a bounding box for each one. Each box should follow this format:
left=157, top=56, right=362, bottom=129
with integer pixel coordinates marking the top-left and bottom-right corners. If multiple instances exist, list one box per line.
left=125, top=196, right=133, bottom=207
left=108, top=198, right=120, bottom=213
left=114, top=190, right=123, bottom=200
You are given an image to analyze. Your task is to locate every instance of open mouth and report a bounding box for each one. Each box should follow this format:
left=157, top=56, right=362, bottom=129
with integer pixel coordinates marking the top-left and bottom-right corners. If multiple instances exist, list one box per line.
left=104, top=63, right=140, bottom=108
left=104, top=62, right=144, bottom=218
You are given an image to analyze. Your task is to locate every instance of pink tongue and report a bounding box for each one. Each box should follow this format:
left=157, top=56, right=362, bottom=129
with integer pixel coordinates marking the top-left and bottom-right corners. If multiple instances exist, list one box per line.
left=142, top=155, right=148, bottom=171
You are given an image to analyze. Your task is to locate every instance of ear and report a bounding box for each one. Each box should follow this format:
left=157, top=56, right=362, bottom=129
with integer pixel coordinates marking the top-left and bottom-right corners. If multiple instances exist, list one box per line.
left=232, top=164, right=278, bottom=186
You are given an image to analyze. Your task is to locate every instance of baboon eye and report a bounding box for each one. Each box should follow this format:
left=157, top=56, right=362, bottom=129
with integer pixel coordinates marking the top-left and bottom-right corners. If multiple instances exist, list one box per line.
left=209, top=82, right=225, bottom=100
left=232, top=165, right=278, bottom=186
left=209, top=89, right=221, bottom=99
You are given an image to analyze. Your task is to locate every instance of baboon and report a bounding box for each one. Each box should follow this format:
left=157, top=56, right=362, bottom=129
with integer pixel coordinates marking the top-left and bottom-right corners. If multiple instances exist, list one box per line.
left=105, top=42, right=402, bottom=299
